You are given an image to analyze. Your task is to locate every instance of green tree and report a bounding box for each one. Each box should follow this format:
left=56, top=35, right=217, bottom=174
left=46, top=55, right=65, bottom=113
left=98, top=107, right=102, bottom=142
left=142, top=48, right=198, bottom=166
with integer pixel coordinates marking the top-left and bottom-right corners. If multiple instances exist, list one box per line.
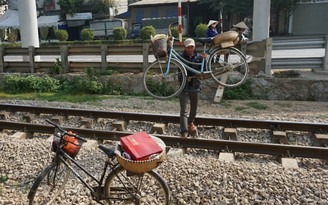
left=57, top=0, right=84, bottom=20
left=198, top=0, right=306, bottom=16
left=0, top=0, right=7, bottom=6
left=89, top=0, right=117, bottom=16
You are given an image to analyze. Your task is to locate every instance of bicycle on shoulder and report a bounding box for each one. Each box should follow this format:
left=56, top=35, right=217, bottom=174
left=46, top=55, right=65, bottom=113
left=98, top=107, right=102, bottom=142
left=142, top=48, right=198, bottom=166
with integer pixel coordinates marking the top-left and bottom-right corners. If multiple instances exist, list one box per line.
left=143, top=22, right=249, bottom=100
left=27, top=119, right=170, bottom=205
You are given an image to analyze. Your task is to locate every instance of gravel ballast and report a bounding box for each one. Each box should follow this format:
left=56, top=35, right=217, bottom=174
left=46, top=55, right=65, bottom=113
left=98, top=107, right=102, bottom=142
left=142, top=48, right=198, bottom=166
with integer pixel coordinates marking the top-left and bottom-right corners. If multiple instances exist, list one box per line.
left=0, top=98, right=328, bottom=204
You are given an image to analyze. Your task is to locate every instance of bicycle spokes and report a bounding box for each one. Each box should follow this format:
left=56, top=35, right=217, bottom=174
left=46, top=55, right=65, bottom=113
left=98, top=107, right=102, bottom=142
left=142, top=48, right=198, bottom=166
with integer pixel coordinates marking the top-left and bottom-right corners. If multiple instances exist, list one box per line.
left=208, top=47, right=249, bottom=87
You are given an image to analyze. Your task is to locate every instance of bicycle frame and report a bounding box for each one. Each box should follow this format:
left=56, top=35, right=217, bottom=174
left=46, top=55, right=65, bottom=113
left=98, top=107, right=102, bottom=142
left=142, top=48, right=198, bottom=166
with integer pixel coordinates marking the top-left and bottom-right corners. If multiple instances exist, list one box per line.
left=166, top=37, right=212, bottom=77
left=54, top=147, right=115, bottom=202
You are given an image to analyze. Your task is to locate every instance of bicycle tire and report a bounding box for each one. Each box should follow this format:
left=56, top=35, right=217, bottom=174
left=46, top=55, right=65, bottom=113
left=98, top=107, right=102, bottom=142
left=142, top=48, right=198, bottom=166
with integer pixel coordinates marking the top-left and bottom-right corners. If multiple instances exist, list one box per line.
left=207, top=47, right=249, bottom=87
left=104, top=165, right=170, bottom=205
left=28, top=160, right=71, bottom=205
left=143, top=58, right=186, bottom=100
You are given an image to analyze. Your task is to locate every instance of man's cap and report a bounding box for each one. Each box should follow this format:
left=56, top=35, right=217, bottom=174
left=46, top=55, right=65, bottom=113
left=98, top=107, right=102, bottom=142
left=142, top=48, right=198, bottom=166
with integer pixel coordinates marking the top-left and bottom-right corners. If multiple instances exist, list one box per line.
left=233, top=21, right=249, bottom=29
left=184, top=38, right=195, bottom=47
left=207, top=20, right=218, bottom=27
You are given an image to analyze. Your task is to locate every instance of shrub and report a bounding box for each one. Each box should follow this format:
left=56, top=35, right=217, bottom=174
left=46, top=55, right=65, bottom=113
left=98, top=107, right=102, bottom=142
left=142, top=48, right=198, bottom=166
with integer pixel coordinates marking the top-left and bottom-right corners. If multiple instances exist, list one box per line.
left=55, top=30, right=69, bottom=41
left=171, top=26, right=179, bottom=38
left=223, top=80, right=254, bottom=100
left=140, top=26, right=156, bottom=40
left=1, top=74, right=59, bottom=94
left=40, top=27, right=49, bottom=40
left=7, top=32, right=17, bottom=43
left=49, top=58, right=64, bottom=74
left=0, top=29, right=5, bottom=41
left=81, top=28, right=94, bottom=41
left=113, top=27, right=127, bottom=40
left=195, top=23, right=207, bottom=37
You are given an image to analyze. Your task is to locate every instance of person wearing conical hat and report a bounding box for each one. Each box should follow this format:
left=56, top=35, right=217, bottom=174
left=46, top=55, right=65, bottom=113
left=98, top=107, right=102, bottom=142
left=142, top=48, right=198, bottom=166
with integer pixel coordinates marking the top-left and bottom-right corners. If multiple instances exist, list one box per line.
left=230, top=21, right=249, bottom=44
left=231, top=21, right=249, bottom=33
left=206, top=20, right=219, bottom=37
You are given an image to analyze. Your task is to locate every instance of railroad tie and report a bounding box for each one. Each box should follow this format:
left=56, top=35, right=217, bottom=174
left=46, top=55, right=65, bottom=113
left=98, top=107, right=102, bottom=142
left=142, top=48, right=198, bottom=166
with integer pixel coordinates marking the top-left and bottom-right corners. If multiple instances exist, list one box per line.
left=223, top=128, right=237, bottom=141
left=80, top=118, right=94, bottom=128
left=112, top=120, right=127, bottom=131
left=151, top=123, right=167, bottom=134
left=10, top=131, right=33, bottom=139
left=314, top=134, right=328, bottom=147
left=272, top=131, right=288, bottom=144
left=51, top=116, right=64, bottom=125
left=0, top=111, right=10, bottom=120
left=22, top=113, right=36, bottom=123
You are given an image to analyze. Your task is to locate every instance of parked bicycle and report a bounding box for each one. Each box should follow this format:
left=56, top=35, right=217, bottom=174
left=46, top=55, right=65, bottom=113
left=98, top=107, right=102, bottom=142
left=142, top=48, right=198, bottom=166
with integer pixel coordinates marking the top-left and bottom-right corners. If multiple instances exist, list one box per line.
left=28, top=119, right=170, bottom=205
left=143, top=22, right=249, bottom=100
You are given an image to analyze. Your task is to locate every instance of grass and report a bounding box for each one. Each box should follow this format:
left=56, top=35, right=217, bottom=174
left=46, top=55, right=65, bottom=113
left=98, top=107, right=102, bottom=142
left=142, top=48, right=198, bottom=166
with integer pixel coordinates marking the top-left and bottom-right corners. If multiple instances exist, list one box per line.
left=0, top=92, right=158, bottom=104
left=246, top=101, right=268, bottom=110
left=0, top=92, right=111, bottom=103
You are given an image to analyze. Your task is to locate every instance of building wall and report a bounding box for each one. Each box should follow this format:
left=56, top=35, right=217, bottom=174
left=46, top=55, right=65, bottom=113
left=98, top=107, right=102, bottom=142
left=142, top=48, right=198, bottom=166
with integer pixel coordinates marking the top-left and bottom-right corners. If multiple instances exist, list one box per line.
left=292, top=2, right=328, bottom=35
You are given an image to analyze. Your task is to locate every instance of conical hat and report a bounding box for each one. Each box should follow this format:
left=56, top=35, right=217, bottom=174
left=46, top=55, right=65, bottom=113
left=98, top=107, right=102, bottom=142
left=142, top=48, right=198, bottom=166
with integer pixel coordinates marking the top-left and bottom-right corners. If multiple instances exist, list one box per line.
left=233, top=21, right=248, bottom=29
left=207, top=20, right=218, bottom=27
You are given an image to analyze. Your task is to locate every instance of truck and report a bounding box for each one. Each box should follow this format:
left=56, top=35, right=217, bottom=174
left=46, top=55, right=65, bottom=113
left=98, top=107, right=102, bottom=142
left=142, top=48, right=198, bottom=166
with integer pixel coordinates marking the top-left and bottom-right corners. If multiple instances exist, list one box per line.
left=89, top=18, right=128, bottom=39
left=129, top=16, right=188, bottom=38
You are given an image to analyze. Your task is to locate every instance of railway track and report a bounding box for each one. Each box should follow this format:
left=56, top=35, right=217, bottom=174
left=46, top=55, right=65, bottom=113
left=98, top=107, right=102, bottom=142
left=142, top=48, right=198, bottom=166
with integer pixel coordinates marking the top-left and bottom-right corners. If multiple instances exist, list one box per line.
left=1, top=103, right=328, bottom=160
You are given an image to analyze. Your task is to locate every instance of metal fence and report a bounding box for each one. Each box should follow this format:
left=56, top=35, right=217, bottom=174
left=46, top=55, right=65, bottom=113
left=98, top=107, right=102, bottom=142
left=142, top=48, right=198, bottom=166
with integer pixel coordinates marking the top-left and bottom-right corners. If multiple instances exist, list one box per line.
left=270, top=35, right=328, bottom=72
left=0, top=35, right=327, bottom=75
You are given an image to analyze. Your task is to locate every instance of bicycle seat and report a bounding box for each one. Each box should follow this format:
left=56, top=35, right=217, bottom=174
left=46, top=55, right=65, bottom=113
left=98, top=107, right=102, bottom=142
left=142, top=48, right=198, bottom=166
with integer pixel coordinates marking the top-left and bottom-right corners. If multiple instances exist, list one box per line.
left=99, top=144, right=115, bottom=157
left=198, top=37, right=214, bottom=45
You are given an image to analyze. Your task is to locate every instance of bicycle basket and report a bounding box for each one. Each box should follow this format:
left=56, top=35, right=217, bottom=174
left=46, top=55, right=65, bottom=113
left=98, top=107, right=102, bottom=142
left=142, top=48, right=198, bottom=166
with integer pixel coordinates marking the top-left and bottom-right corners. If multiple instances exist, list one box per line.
left=52, top=131, right=82, bottom=158
left=213, top=31, right=240, bottom=48
left=151, top=34, right=168, bottom=59
left=115, top=135, right=166, bottom=173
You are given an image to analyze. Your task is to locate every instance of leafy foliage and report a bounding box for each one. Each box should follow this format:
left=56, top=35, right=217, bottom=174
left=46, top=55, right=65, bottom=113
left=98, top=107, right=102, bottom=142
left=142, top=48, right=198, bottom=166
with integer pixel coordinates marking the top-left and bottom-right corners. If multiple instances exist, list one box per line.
left=170, top=26, right=179, bottom=38
left=140, top=26, right=156, bottom=40
left=223, top=80, right=254, bottom=100
left=81, top=28, right=94, bottom=41
left=57, top=0, right=84, bottom=20
left=195, top=23, right=207, bottom=37
left=113, top=27, right=127, bottom=40
left=1, top=74, right=59, bottom=94
left=49, top=58, right=64, bottom=74
left=55, top=30, right=69, bottom=41
left=198, top=0, right=304, bottom=16
left=7, top=31, right=17, bottom=44
left=89, top=0, right=116, bottom=15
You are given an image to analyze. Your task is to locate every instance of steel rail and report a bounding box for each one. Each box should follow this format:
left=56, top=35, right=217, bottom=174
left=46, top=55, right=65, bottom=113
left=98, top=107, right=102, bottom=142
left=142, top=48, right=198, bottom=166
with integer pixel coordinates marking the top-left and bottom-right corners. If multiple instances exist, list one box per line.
left=1, top=104, right=328, bottom=133
left=1, top=120, right=328, bottom=160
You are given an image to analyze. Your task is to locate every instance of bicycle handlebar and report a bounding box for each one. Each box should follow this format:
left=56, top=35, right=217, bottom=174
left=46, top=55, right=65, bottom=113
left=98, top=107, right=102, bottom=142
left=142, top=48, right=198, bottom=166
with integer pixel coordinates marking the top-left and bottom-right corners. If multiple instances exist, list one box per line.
left=46, top=119, right=87, bottom=142
left=168, top=21, right=179, bottom=37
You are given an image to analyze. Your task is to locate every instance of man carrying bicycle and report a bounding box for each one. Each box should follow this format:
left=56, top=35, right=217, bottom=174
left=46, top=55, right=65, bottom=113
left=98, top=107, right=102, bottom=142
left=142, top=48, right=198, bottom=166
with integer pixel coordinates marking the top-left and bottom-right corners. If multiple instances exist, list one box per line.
left=179, top=38, right=206, bottom=138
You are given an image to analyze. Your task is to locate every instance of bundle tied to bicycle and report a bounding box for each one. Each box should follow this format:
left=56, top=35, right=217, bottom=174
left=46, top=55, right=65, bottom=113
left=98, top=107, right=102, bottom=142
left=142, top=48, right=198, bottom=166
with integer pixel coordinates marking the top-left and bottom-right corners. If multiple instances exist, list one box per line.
left=213, top=31, right=243, bottom=48
left=151, top=34, right=169, bottom=59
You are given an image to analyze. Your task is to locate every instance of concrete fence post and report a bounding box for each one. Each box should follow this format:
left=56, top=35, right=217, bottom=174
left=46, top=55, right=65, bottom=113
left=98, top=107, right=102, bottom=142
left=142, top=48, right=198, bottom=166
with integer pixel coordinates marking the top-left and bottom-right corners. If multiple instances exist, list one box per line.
left=60, top=45, right=69, bottom=73
left=265, top=38, right=272, bottom=76
left=143, top=43, right=150, bottom=71
left=28, top=46, right=35, bottom=73
left=101, top=44, right=108, bottom=71
left=323, top=35, right=328, bottom=71
left=0, top=47, right=4, bottom=73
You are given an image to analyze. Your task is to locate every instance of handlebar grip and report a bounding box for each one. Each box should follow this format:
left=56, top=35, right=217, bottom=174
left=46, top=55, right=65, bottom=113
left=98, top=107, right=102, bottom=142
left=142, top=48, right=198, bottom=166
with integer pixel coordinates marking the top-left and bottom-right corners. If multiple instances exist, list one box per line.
left=46, top=119, right=87, bottom=142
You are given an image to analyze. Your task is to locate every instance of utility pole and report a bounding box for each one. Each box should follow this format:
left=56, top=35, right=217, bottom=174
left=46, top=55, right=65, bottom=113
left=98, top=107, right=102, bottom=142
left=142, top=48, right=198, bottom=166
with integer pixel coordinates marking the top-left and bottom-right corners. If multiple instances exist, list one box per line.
left=252, top=0, right=270, bottom=41
left=17, top=0, right=39, bottom=48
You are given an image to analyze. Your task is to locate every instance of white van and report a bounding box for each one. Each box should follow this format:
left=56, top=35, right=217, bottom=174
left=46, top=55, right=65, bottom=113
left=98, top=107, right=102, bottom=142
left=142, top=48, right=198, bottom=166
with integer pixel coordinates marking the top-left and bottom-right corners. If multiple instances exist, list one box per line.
left=89, top=18, right=128, bottom=39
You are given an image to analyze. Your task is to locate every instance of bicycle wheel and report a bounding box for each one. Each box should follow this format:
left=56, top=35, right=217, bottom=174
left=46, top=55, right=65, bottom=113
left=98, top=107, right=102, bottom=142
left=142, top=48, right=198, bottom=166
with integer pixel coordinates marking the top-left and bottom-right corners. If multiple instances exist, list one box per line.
left=207, top=47, right=249, bottom=87
left=143, top=58, right=186, bottom=100
left=104, top=165, right=170, bottom=205
left=28, top=160, right=71, bottom=205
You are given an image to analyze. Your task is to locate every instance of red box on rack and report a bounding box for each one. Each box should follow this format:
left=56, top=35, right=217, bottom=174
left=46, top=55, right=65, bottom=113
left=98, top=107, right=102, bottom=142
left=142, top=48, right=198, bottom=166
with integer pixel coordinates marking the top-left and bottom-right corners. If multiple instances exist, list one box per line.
left=120, top=131, right=163, bottom=160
